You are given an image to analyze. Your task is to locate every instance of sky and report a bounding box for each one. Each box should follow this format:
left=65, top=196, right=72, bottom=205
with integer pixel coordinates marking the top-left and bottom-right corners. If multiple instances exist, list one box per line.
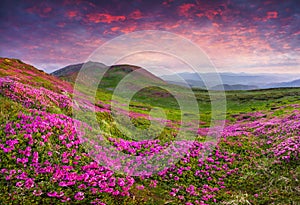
left=0, top=0, right=299, bottom=74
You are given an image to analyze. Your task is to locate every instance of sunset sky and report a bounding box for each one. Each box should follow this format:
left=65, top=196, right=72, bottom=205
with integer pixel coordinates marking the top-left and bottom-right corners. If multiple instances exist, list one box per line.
left=0, top=0, right=299, bottom=74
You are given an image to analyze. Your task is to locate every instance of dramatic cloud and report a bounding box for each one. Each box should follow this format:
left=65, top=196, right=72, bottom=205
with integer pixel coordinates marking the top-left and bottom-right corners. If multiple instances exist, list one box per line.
left=0, top=0, right=299, bottom=74
left=178, top=3, right=195, bottom=17
left=85, top=13, right=126, bottom=24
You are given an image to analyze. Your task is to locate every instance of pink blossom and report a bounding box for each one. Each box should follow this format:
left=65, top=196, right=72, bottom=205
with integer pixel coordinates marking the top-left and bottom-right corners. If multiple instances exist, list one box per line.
left=74, top=192, right=85, bottom=200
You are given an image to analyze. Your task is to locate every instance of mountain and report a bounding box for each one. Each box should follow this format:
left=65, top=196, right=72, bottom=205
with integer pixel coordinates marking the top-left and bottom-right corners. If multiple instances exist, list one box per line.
left=264, top=79, right=300, bottom=88
left=52, top=61, right=106, bottom=82
left=211, top=84, right=259, bottom=91
left=52, top=61, right=166, bottom=91
left=161, top=72, right=300, bottom=90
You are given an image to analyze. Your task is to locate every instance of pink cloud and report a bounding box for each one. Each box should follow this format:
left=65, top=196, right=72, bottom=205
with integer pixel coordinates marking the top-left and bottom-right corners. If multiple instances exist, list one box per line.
left=212, top=22, right=220, bottom=28
left=120, top=25, right=137, bottom=34
left=163, top=22, right=180, bottom=30
left=129, top=10, right=143, bottom=20
left=67, top=10, right=78, bottom=18
left=85, top=13, right=126, bottom=24
left=110, top=26, right=120, bottom=32
left=266, top=11, right=278, bottom=19
left=105, top=25, right=137, bottom=34
left=178, top=3, right=195, bottom=17
left=254, top=11, right=279, bottom=22
left=179, top=2, right=225, bottom=21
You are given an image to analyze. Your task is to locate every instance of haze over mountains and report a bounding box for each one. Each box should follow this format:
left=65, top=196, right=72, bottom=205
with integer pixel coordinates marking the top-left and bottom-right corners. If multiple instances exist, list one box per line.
left=52, top=62, right=300, bottom=91
left=161, top=72, right=300, bottom=90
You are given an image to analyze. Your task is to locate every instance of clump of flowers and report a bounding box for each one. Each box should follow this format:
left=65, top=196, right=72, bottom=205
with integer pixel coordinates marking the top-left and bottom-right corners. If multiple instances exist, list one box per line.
left=0, top=77, right=71, bottom=110
left=0, top=109, right=134, bottom=203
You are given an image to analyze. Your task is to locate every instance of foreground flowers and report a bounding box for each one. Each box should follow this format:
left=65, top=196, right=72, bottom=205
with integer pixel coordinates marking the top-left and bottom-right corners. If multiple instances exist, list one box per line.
left=1, top=104, right=299, bottom=204
left=0, top=109, right=134, bottom=204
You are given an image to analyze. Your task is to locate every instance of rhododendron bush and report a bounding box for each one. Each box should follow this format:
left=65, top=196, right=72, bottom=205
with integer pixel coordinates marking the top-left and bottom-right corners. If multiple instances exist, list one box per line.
left=0, top=77, right=71, bottom=111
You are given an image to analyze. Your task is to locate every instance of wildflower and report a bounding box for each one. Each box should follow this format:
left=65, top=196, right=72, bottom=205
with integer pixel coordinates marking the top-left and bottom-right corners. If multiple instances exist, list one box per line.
left=24, top=178, right=34, bottom=189
left=149, top=180, right=157, bottom=188
left=74, top=192, right=85, bottom=200
left=136, top=185, right=144, bottom=190
left=33, top=189, right=43, bottom=196
left=16, top=181, right=23, bottom=187
left=47, top=192, right=58, bottom=197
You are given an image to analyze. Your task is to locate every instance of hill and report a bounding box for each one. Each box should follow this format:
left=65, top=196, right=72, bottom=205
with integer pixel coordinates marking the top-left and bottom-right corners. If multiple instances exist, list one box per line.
left=52, top=61, right=165, bottom=92
left=0, top=57, right=299, bottom=204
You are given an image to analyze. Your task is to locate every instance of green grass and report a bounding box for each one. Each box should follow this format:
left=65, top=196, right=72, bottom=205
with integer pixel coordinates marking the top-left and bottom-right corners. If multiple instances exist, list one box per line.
left=0, top=95, right=25, bottom=125
left=91, top=85, right=300, bottom=127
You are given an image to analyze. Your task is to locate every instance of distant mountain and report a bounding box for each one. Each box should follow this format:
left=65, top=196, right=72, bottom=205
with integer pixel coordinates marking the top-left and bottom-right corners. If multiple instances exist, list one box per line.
left=211, top=84, right=259, bottom=91
left=264, top=79, right=300, bottom=88
left=161, top=72, right=300, bottom=90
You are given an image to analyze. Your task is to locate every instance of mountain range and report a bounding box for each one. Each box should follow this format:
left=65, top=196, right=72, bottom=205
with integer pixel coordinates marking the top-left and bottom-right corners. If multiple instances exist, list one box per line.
left=161, top=72, right=300, bottom=90
left=52, top=62, right=300, bottom=91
